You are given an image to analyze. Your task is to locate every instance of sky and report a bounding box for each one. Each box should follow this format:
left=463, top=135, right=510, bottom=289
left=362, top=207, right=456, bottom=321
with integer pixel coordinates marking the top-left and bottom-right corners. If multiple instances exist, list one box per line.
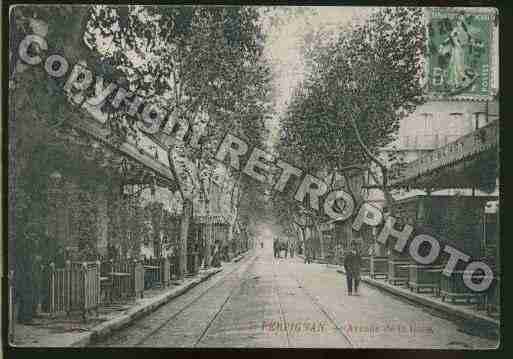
left=259, top=7, right=373, bottom=145
left=262, top=7, right=372, bottom=112
left=83, top=5, right=375, bottom=147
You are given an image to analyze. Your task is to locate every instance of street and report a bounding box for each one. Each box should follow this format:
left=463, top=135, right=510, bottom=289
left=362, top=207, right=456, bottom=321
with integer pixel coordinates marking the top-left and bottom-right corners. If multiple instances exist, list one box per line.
left=92, top=237, right=498, bottom=349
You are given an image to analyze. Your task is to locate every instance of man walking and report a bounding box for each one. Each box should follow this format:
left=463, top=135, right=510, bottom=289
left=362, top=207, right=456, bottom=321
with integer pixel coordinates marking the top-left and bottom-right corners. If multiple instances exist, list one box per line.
left=344, top=243, right=361, bottom=296
left=273, top=237, right=279, bottom=259
left=212, top=240, right=221, bottom=268
left=305, top=242, right=312, bottom=264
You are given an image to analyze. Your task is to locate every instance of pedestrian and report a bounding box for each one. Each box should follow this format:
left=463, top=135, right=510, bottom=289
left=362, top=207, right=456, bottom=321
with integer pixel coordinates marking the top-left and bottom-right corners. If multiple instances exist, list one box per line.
left=212, top=241, right=221, bottom=268
left=273, top=237, right=279, bottom=259
left=305, top=243, right=312, bottom=264
left=261, top=241, right=264, bottom=249
left=344, top=243, right=362, bottom=296
left=290, top=241, right=295, bottom=258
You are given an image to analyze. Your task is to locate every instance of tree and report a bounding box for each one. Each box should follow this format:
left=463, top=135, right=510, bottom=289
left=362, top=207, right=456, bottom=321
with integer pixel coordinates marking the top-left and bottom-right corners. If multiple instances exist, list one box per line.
left=276, top=7, right=426, bottom=251
left=145, top=202, right=165, bottom=258
left=9, top=5, right=271, bottom=319
left=231, top=173, right=269, bottom=252
left=84, top=6, right=272, bottom=274
left=9, top=5, right=101, bottom=321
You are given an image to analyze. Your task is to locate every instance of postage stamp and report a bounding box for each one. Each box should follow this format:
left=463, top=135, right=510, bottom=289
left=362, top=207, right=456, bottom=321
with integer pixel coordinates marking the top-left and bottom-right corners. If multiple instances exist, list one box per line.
left=427, top=7, right=497, bottom=100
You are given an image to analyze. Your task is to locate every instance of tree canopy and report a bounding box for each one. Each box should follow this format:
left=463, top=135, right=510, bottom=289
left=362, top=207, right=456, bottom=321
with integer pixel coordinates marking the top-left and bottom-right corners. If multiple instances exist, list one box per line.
left=84, top=6, right=273, bottom=212
left=276, top=7, right=426, bottom=224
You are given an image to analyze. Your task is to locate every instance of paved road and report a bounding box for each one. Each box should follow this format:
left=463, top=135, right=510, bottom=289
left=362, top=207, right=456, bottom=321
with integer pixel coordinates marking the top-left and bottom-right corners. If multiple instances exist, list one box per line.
left=93, top=245, right=498, bottom=348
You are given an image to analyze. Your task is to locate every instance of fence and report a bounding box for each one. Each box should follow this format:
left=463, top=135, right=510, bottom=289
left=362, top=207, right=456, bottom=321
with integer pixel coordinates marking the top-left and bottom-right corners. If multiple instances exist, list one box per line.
left=440, top=270, right=484, bottom=304
left=485, top=274, right=500, bottom=316
left=187, top=252, right=200, bottom=276
left=43, top=261, right=101, bottom=319
left=14, top=252, right=201, bottom=329
left=101, top=259, right=144, bottom=301
left=361, top=256, right=371, bottom=275
left=408, top=264, right=443, bottom=294
left=370, top=256, right=388, bottom=279
left=143, top=257, right=162, bottom=289
left=388, top=259, right=410, bottom=286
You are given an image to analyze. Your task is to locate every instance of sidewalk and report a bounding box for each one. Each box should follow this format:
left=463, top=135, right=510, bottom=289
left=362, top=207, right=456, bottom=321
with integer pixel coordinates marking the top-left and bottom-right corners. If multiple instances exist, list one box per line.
left=232, top=252, right=247, bottom=263
left=297, top=254, right=499, bottom=331
left=297, top=254, right=327, bottom=263
left=334, top=266, right=499, bottom=332
left=11, top=266, right=224, bottom=347
left=12, top=251, right=252, bottom=347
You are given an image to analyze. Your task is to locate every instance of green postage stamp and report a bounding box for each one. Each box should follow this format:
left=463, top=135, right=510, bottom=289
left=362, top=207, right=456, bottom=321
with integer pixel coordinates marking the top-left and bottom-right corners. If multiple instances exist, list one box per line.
left=427, top=8, right=496, bottom=99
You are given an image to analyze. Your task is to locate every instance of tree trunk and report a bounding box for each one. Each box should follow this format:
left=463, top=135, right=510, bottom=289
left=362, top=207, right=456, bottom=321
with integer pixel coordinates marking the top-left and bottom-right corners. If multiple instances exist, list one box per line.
left=179, top=198, right=192, bottom=278
left=227, top=176, right=242, bottom=260
left=227, top=221, right=235, bottom=261
left=204, top=199, right=212, bottom=268
left=313, top=221, right=324, bottom=259
left=348, top=113, right=396, bottom=215
left=167, top=146, right=190, bottom=279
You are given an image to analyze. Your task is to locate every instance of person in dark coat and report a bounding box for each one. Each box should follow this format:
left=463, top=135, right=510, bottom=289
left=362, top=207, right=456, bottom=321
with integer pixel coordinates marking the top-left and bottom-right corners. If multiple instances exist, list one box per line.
left=344, top=244, right=362, bottom=295
left=273, top=237, right=279, bottom=258
left=305, top=241, right=312, bottom=264
left=211, top=240, right=222, bottom=268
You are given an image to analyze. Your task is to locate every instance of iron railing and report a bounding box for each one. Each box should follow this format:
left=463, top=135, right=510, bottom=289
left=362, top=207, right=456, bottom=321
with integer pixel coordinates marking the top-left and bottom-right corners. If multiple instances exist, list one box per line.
left=42, top=261, right=101, bottom=319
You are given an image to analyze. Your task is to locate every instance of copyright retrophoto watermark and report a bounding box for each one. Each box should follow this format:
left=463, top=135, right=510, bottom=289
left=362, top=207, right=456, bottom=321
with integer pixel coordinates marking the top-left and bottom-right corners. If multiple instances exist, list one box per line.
left=8, top=5, right=500, bottom=350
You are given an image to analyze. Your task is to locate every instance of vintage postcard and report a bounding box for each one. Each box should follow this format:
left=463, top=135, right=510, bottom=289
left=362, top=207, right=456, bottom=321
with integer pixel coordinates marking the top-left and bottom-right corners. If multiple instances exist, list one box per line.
left=6, top=5, right=500, bottom=350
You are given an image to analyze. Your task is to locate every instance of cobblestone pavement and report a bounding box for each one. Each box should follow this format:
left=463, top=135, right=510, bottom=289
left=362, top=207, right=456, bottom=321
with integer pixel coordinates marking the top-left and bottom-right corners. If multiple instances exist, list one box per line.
left=92, top=245, right=499, bottom=349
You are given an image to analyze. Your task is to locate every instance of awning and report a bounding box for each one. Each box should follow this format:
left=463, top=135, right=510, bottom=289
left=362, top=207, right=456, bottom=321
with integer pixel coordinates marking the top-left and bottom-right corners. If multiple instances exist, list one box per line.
left=67, top=103, right=176, bottom=188
left=389, top=120, right=498, bottom=190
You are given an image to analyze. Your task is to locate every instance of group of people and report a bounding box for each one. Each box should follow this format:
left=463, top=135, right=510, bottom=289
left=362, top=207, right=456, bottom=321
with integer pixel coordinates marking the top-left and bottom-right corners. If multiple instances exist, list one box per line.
left=273, top=237, right=295, bottom=259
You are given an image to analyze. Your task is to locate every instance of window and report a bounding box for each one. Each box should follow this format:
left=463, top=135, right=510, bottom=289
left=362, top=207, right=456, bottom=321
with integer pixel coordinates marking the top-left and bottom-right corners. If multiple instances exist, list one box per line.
left=449, top=112, right=463, bottom=134
left=473, top=112, right=487, bottom=129
left=420, top=113, right=433, bottom=131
